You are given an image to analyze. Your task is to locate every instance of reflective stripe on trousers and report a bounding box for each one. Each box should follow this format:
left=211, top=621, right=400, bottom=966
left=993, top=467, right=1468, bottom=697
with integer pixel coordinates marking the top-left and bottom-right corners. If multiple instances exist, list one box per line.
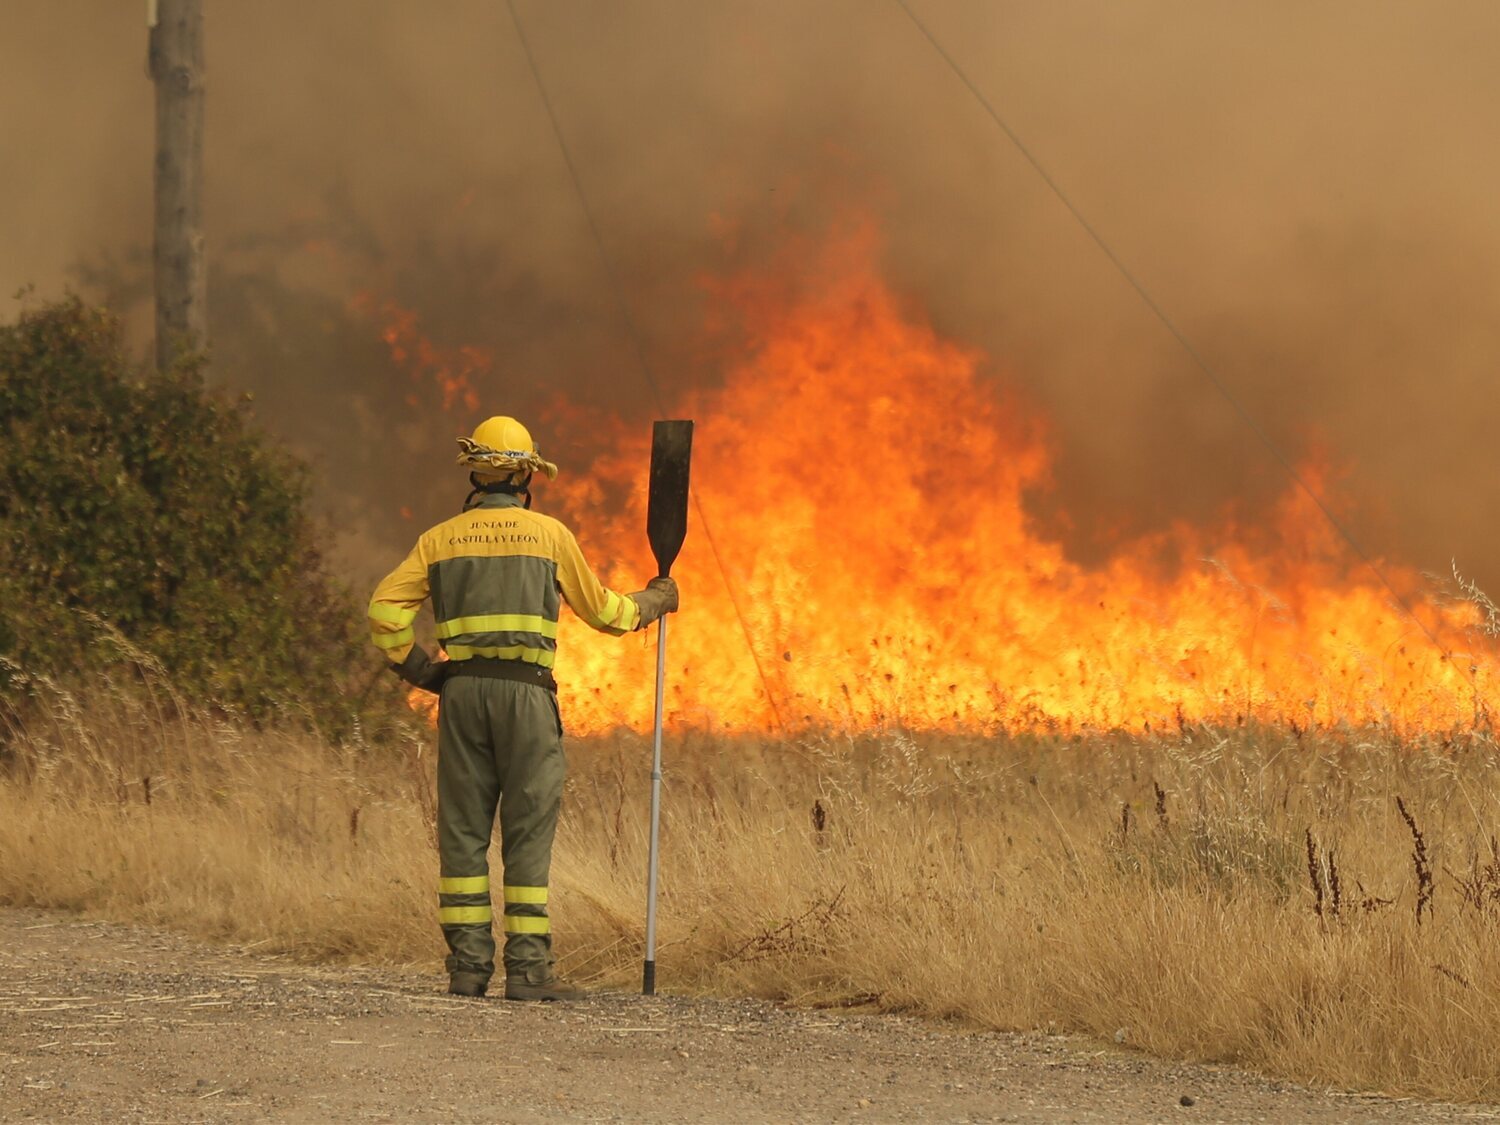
left=438, top=874, right=492, bottom=926
left=434, top=880, right=551, bottom=931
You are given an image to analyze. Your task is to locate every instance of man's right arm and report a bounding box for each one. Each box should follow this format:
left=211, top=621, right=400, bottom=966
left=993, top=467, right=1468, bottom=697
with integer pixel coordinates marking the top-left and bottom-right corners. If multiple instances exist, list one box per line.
left=553, top=523, right=678, bottom=635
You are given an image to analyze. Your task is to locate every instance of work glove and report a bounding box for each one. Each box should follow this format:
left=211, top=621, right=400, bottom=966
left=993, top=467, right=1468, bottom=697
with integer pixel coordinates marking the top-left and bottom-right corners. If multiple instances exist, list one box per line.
left=390, top=645, right=448, bottom=693
left=629, top=576, right=680, bottom=630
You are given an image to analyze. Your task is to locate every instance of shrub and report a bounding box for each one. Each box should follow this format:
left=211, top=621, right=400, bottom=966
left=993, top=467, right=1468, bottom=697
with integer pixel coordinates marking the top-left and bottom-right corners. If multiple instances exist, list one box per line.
left=0, top=296, right=365, bottom=729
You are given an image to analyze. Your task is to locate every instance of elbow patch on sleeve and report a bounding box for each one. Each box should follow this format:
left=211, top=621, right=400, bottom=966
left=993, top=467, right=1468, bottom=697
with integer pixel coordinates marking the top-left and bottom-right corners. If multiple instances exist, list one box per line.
left=613, top=591, right=642, bottom=632
left=368, top=602, right=419, bottom=653
left=587, top=589, right=639, bottom=635
left=368, top=602, right=418, bottom=627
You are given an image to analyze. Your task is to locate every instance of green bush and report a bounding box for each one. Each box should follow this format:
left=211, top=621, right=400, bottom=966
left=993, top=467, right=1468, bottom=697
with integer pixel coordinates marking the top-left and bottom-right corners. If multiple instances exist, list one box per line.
left=0, top=296, right=367, bottom=729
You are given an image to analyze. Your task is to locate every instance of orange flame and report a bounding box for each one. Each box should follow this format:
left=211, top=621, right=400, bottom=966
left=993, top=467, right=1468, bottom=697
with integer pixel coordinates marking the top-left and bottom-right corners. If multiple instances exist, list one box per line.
left=379, top=224, right=1495, bottom=735
left=354, top=293, right=485, bottom=414
left=540, top=225, right=1493, bottom=735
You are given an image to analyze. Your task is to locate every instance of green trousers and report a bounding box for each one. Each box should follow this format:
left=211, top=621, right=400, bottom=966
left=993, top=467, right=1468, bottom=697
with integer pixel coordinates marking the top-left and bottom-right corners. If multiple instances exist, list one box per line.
left=436, top=675, right=565, bottom=982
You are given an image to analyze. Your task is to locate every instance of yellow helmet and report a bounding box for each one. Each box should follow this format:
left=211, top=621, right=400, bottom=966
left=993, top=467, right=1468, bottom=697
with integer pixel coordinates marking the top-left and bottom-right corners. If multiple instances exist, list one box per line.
left=456, top=416, right=559, bottom=481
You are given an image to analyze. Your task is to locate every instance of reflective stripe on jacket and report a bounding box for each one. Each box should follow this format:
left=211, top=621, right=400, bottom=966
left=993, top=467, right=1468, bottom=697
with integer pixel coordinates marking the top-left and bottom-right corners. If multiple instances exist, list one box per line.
left=367, top=492, right=640, bottom=667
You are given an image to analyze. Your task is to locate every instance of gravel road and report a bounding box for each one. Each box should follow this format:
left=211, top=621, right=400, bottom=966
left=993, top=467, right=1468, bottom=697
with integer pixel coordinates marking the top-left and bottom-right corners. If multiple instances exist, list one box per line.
left=1, top=908, right=1494, bottom=1123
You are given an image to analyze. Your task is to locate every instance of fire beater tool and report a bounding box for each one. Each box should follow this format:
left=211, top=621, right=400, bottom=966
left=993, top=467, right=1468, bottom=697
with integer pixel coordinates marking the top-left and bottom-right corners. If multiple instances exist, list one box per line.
left=643, top=419, right=693, bottom=996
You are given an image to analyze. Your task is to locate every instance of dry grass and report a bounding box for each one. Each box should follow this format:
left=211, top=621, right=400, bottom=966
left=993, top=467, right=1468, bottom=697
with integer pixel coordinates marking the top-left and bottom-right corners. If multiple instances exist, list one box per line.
left=5, top=666, right=1500, bottom=1102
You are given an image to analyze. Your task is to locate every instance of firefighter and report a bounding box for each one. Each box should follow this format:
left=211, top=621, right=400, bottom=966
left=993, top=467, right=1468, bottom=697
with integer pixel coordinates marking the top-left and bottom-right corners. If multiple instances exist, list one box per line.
left=367, top=415, right=679, bottom=1000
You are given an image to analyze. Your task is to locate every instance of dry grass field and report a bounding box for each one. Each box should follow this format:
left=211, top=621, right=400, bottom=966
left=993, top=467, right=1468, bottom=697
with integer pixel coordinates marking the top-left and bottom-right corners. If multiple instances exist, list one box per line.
left=4, top=662, right=1500, bottom=1103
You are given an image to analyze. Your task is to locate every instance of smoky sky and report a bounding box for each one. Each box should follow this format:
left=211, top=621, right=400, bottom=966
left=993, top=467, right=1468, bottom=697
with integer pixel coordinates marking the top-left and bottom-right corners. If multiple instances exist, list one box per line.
left=3, top=1, right=1499, bottom=594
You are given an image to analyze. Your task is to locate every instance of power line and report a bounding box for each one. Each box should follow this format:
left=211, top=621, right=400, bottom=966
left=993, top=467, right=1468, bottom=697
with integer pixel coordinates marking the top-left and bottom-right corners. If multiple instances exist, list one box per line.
left=506, top=0, right=787, bottom=730
left=893, top=0, right=1461, bottom=672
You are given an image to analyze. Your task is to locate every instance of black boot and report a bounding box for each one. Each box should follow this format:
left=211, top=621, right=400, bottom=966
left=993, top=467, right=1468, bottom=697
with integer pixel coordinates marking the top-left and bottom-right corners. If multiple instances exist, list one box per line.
left=504, top=965, right=583, bottom=1002
left=448, top=971, right=489, bottom=998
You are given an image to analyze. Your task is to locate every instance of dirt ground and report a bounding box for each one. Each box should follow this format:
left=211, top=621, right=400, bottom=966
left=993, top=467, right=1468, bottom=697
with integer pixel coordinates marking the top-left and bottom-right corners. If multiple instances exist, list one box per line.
left=0, top=908, right=1494, bottom=1124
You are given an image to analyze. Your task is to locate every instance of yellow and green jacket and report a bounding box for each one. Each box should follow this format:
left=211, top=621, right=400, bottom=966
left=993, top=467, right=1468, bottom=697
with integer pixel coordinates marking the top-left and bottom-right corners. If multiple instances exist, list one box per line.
left=368, top=492, right=640, bottom=670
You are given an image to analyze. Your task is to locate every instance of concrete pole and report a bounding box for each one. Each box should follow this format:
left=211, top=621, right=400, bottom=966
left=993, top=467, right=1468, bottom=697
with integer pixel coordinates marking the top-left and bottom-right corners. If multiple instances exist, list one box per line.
left=147, top=0, right=206, bottom=371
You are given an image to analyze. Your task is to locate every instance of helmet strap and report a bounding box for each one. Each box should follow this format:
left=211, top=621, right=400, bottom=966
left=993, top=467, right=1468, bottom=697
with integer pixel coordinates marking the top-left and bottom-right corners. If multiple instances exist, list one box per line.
left=464, top=471, right=534, bottom=512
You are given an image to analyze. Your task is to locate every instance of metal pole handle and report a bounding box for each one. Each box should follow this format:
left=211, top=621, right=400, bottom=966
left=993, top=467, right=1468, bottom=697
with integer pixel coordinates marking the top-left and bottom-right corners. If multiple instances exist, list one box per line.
left=643, top=614, right=667, bottom=995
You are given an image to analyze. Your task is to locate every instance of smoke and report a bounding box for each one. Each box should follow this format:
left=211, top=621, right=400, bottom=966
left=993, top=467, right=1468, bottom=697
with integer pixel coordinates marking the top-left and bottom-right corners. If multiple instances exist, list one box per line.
left=3, top=0, right=1499, bottom=594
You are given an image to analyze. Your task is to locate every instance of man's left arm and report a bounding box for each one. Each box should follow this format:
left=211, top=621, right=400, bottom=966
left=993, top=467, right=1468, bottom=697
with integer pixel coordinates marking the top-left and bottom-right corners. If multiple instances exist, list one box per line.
left=368, top=541, right=445, bottom=691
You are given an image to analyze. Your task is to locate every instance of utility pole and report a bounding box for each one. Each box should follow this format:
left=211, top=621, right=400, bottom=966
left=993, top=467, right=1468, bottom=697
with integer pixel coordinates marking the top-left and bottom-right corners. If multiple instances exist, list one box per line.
left=147, top=0, right=206, bottom=372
